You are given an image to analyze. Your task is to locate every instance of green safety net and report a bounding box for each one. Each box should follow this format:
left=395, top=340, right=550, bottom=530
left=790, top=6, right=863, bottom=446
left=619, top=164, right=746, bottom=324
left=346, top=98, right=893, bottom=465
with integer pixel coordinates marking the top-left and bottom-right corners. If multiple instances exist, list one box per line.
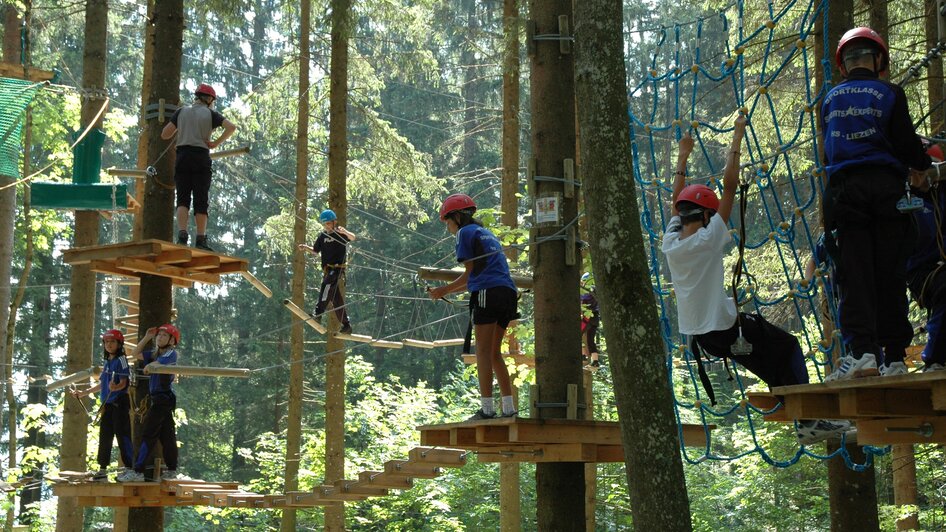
left=0, top=76, right=42, bottom=179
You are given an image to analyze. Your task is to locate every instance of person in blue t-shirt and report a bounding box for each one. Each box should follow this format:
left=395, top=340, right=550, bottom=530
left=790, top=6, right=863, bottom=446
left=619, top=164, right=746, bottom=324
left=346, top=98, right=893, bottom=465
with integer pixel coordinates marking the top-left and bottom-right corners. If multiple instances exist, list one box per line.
left=820, top=27, right=932, bottom=380
left=117, top=324, right=180, bottom=482
left=907, top=144, right=946, bottom=373
left=429, top=193, right=519, bottom=421
left=71, top=329, right=133, bottom=481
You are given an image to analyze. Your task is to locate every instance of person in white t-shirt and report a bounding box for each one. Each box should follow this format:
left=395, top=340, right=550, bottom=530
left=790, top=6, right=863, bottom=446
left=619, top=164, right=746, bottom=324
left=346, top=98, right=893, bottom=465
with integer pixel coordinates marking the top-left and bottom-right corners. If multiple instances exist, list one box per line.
left=662, top=116, right=850, bottom=445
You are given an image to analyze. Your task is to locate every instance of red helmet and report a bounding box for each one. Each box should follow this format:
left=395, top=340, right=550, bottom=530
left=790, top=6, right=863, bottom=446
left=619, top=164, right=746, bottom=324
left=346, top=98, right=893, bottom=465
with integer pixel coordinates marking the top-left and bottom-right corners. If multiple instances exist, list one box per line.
left=675, top=184, right=719, bottom=213
left=102, top=329, right=125, bottom=343
left=928, top=144, right=944, bottom=162
left=195, top=83, right=217, bottom=100
left=836, top=27, right=888, bottom=76
left=439, top=193, right=476, bottom=221
left=157, top=323, right=180, bottom=345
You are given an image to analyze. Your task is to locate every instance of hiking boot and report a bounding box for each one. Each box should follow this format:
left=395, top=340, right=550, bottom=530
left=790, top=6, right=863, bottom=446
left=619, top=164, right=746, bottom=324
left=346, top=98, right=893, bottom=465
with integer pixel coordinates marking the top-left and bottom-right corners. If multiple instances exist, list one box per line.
left=177, top=230, right=188, bottom=246
left=116, top=469, right=144, bottom=483
left=923, top=362, right=946, bottom=373
left=91, top=469, right=108, bottom=482
left=339, top=323, right=352, bottom=334
left=195, top=235, right=213, bottom=251
left=825, top=353, right=878, bottom=382
left=465, top=409, right=497, bottom=422
left=879, top=361, right=909, bottom=377
left=796, top=419, right=853, bottom=445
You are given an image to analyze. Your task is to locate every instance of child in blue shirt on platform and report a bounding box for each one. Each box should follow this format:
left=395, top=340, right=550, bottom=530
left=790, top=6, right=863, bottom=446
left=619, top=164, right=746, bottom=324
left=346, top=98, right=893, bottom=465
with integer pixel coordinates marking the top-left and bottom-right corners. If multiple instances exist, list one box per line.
left=117, top=324, right=180, bottom=482
left=71, top=329, right=133, bottom=481
left=429, top=193, right=519, bottom=421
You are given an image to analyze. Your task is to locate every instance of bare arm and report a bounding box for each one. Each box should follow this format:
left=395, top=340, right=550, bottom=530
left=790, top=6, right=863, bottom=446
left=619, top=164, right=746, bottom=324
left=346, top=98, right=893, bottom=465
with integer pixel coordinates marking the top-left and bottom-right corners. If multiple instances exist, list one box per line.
left=108, top=377, right=128, bottom=392
left=160, top=122, right=177, bottom=140
left=670, top=134, right=695, bottom=214
left=208, top=120, right=237, bottom=149
left=337, top=226, right=356, bottom=242
left=130, top=327, right=157, bottom=361
left=428, top=261, right=473, bottom=300
left=717, top=115, right=747, bottom=223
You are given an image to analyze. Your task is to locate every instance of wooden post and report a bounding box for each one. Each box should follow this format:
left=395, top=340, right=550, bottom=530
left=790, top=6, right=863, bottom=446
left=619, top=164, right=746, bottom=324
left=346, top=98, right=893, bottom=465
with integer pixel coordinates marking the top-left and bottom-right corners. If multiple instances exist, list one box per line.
left=500, top=333, right=521, bottom=532
left=583, top=369, right=596, bottom=532
left=892, top=444, right=920, bottom=531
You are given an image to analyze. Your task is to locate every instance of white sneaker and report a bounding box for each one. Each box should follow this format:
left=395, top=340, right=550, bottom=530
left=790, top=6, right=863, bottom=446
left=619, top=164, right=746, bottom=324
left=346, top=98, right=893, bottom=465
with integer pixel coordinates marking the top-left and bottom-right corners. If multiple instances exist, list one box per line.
left=825, top=353, right=878, bottom=381
left=923, top=362, right=946, bottom=373
left=797, top=419, right=853, bottom=445
left=116, top=469, right=144, bottom=483
left=160, top=470, right=179, bottom=481
left=880, top=361, right=909, bottom=376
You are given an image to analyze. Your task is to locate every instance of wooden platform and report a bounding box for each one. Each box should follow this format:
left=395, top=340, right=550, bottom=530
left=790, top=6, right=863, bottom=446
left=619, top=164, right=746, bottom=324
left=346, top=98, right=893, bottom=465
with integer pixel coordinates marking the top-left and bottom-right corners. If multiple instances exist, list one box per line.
left=746, top=371, right=946, bottom=445
left=462, top=352, right=535, bottom=368
left=62, top=240, right=253, bottom=289
left=417, top=417, right=711, bottom=463
left=52, top=445, right=468, bottom=509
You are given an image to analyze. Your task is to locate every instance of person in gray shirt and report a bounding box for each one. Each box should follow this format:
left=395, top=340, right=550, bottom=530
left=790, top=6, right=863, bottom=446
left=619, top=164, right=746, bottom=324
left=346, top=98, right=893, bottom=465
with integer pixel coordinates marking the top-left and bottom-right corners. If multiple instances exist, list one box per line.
left=161, top=83, right=237, bottom=251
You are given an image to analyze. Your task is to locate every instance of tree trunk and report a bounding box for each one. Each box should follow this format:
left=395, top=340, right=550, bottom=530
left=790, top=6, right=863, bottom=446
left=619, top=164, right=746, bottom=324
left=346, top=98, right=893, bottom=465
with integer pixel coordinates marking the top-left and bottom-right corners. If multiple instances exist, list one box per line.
left=130, top=0, right=183, bottom=529
left=528, top=1, right=584, bottom=529
left=281, top=0, right=310, bottom=527
left=499, top=2, right=521, bottom=529
left=460, top=0, right=478, bottom=169
left=927, top=0, right=945, bottom=135
left=132, top=0, right=155, bottom=241
left=892, top=444, right=919, bottom=530
left=324, top=0, right=351, bottom=529
left=0, top=6, right=21, bottom=499
left=827, top=442, right=879, bottom=531
left=574, top=1, right=692, bottom=529
left=54, top=0, right=108, bottom=529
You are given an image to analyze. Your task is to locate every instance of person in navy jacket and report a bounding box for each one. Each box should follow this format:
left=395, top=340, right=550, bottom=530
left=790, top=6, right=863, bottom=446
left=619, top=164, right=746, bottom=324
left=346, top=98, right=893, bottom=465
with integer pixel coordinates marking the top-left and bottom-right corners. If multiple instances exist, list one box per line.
left=820, top=27, right=932, bottom=380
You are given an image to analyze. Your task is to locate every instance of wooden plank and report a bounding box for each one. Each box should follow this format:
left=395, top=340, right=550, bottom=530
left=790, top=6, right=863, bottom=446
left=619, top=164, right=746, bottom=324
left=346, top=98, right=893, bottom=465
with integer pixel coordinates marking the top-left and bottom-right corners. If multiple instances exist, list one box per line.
left=476, top=424, right=511, bottom=444
left=507, top=421, right=622, bottom=445
left=153, top=249, right=193, bottom=264
left=0, top=62, right=55, bottom=82
left=240, top=271, right=273, bottom=298
left=783, top=393, right=839, bottom=420
left=449, top=427, right=480, bottom=447
left=408, top=447, right=467, bottom=467
left=433, top=338, right=465, bottom=348
left=89, top=260, right=195, bottom=288
left=681, top=424, right=713, bottom=448
left=773, top=371, right=946, bottom=395
left=383, top=460, right=441, bottom=479
left=64, top=241, right=164, bottom=265
left=419, top=428, right=451, bottom=447
left=475, top=443, right=598, bottom=463
left=54, top=483, right=139, bottom=498
left=46, top=366, right=101, bottom=391
left=116, top=297, right=139, bottom=309
left=179, top=256, right=222, bottom=270
left=334, top=332, right=404, bottom=349
left=856, top=417, right=946, bottom=445
left=357, top=471, right=413, bottom=489
left=314, top=485, right=371, bottom=502
left=745, top=393, right=791, bottom=421
left=227, top=493, right=269, bottom=508
left=209, top=262, right=248, bottom=275
left=115, top=257, right=221, bottom=285
left=838, top=389, right=935, bottom=418
left=403, top=338, right=435, bottom=348
left=146, top=365, right=250, bottom=378
left=283, top=299, right=327, bottom=334
left=931, top=381, right=946, bottom=411
left=171, top=483, right=224, bottom=497
left=334, top=480, right=388, bottom=496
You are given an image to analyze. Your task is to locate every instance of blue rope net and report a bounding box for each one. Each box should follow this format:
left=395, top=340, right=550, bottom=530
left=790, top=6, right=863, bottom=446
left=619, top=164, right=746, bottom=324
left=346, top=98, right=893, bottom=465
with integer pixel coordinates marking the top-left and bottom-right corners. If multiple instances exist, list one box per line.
left=628, top=0, right=887, bottom=470
left=0, top=77, right=42, bottom=179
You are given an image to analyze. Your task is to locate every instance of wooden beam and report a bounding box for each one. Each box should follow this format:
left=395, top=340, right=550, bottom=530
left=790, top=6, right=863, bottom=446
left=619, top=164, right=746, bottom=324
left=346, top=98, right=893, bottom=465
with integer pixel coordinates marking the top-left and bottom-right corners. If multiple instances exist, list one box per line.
left=333, top=480, right=388, bottom=497
left=283, top=299, right=327, bottom=334
left=115, top=257, right=220, bottom=285
left=106, top=167, right=149, bottom=178
left=63, top=241, right=164, bottom=265
left=0, top=61, right=56, bottom=82
left=210, top=145, right=250, bottom=159
left=88, top=260, right=195, bottom=288
left=153, top=249, right=194, bottom=264
left=46, top=367, right=101, bottom=391
left=145, top=365, right=250, bottom=378
left=837, top=388, right=935, bottom=418
left=783, top=393, right=839, bottom=420
left=856, top=417, right=946, bottom=445
left=433, top=338, right=465, bottom=348
left=407, top=447, right=468, bottom=467
left=334, top=332, right=404, bottom=349
left=419, top=266, right=533, bottom=290
left=383, top=460, right=441, bottom=478
left=356, top=471, right=413, bottom=489
left=240, top=271, right=273, bottom=298
left=402, top=338, right=436, bottom=348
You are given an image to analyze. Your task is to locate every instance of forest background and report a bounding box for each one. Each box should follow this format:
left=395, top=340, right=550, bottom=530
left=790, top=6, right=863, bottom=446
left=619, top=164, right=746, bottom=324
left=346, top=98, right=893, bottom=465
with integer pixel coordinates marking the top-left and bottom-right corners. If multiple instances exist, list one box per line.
left=0, top=0, right=944, bottom=530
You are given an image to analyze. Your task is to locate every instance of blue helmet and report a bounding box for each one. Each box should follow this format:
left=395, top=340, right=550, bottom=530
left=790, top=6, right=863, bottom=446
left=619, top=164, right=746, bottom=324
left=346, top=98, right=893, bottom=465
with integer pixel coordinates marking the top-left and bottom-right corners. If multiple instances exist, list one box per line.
left=581, top=272, right=592, bottom=283
left=319, top=209, right=337, bottom=223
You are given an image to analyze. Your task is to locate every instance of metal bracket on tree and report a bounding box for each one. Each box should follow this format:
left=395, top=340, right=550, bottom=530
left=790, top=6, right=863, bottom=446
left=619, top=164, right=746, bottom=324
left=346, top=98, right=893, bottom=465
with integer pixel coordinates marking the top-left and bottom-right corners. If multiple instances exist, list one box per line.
left=526, top=15, right=573, bottom=56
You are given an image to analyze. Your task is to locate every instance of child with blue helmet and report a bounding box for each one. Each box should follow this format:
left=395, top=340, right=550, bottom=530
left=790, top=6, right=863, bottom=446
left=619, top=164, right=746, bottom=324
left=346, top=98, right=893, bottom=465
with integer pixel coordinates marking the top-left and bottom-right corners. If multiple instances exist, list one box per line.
left=299, top=209, right=356, bottom=333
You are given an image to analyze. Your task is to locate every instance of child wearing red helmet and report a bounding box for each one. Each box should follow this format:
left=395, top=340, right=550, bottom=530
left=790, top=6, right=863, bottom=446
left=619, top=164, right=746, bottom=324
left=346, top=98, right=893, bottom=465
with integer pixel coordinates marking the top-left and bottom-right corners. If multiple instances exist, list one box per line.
left=662, top=117, right=850, bottom=444
left=161, top=82, right=238, bottom=251
left=117, top=324, right=180, bottom=482
left=70, top=329, right=133, bottom=481
left=821, top=27, right=932, bottom=380
left=429, top=194, right=519, bottom=420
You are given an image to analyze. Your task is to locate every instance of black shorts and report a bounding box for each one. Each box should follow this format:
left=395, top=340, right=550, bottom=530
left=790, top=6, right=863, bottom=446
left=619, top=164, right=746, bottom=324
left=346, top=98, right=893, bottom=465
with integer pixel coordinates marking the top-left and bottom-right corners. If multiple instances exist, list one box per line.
left=471, top=287, right=519, bottom=328
left=174, top=146, right=213, bottom=214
